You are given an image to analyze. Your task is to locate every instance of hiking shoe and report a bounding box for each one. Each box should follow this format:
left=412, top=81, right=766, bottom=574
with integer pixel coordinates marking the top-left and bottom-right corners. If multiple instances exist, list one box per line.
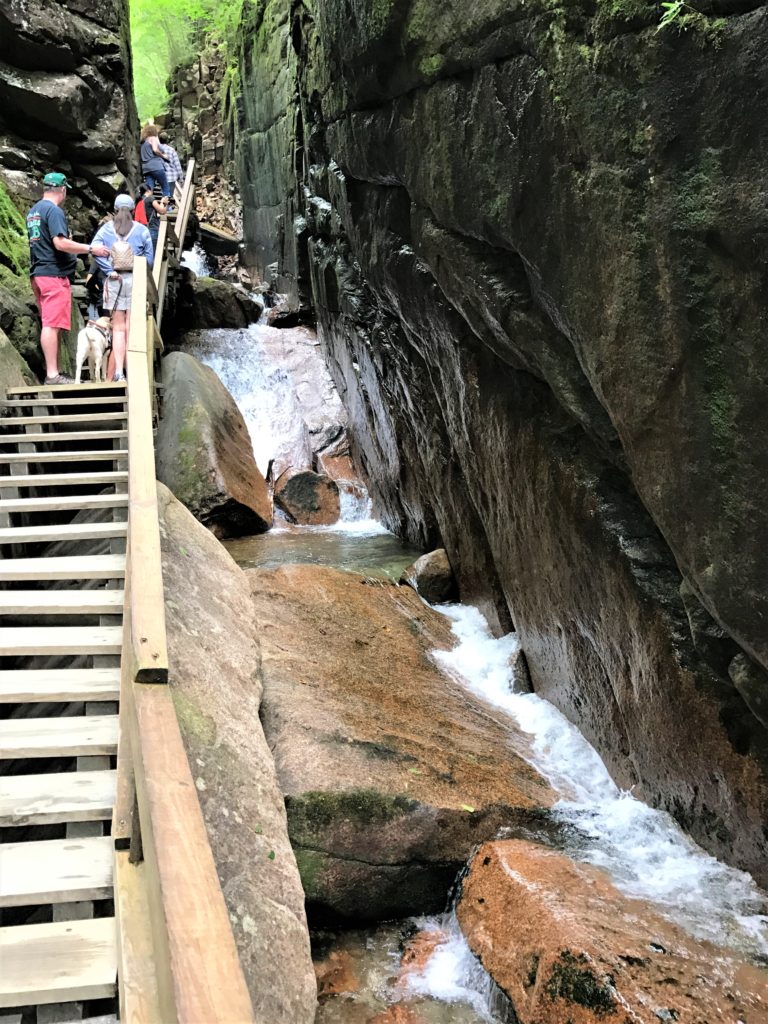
left=112, top=371, right=126, bottom=382
left=44, top=372, right=74, bottom=385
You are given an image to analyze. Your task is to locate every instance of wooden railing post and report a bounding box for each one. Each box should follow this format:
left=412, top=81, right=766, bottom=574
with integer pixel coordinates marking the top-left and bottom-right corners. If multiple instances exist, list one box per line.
left=115, top=196, right=256, bottom=1022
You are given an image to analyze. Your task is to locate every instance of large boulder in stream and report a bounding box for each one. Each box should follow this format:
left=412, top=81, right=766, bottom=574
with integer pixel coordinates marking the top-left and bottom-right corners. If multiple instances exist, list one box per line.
left=274, top=470, right=341, bottom=526
left=457, top=840, right=768, bottom=1024
left=156, top=351, right=272, bottom=537
left=400, top=549, right=457, bottom=605
left=249, top=564, right=555, bottom=923
left=177, top=277, right=262, bottom=330
left=156, top=483, right=317, bottom=1024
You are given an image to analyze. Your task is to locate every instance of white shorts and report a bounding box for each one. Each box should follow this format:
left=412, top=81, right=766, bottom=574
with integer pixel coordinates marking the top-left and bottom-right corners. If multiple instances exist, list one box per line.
left=103, top=272, right=133, bottom=312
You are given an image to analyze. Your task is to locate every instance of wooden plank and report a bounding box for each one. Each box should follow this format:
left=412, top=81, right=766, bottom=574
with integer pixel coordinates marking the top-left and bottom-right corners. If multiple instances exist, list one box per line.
left=0, top=430, right=129, bottom=444
left=0, top=493, right=129, bottom=513
left=2, top=397, right=127, bottom=408
left=0, top=667, right=121, bottom=703
left=0, top=625, right=122, bottom=655
left=129, top=682, right=254, bottom=1022
left=0, top=554, right=125, bottom=581
left=0, top=588, right=124, bottom=615
left=0, top=836, right=113, bottom=907
left=0, top=918, right=116, bottom=1008
left=127, top=261, right=168, bottom=683
left=0, top=769, right=116, bottom=826
left=0, top=450, right=128, bottom=463
left=0, top=471, right=128, bottom=488
left=0, top=521, right=127, bottom=544
left=114, top=851, right=164, bottom=1024
left=175, top=159, right=196, bottom=254
left=0, top=714, right=119, bottom=759
left=0, top=412, right=126, bottom=426
left=5, top=382, right=126, bottom=396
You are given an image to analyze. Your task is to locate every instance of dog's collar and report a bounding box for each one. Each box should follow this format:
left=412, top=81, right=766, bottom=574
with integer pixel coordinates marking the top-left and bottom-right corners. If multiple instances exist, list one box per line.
left=87, top=321, right=111, bottom=340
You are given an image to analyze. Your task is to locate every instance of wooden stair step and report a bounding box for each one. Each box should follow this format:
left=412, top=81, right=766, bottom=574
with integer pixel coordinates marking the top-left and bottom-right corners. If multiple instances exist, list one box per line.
left=0, top=836, right=113, bottom=907
left=0, top=917, right=116, bottom=1008
left=0, top=667, right=120, bottom=703
left=0, top=554, right=125, bottom=581
left=0, top=471, right=127, bottom=488
left=0, top=429, right=128, bottom=444
left=0, top=714, right=119, bottom=758
left=0, top=412, right=126, bottom=426
left=5, top=382, right=126, bottom=396
left=0, top=588, right=124, bottom=615
left=0, top=450, right=128, bottom=463
left=0, top=769, right=116, bottom=826
left=0, top=493, right=128, bottom=514
left=0, top=522, right=127, bottom=545
left=0, top=625, right=122, bottom=655
left=2, top=397, right=127, bottom=408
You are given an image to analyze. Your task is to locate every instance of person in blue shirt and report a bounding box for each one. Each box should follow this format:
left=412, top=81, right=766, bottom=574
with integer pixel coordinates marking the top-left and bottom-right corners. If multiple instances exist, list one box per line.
left=89, top=194, right=154, bottom=382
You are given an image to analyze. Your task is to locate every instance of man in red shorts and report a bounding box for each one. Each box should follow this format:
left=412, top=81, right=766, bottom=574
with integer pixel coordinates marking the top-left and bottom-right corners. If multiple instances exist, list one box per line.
left=26, top=172, right=110, bottom=385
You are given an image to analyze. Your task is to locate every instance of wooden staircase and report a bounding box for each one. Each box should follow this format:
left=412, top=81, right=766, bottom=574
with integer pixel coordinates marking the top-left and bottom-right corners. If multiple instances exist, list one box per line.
left=0, top=160, right=255, bottom=1023
left=0, top=380, right=126, bottom=1021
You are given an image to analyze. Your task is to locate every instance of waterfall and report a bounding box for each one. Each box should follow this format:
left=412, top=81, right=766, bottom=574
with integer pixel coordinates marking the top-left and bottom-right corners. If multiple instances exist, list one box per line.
left=181, top=322, right=374, bottom=524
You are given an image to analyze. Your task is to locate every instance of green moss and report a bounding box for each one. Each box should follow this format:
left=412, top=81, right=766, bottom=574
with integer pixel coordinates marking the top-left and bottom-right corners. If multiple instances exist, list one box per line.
left=293, top=847, right=327, bottom=898
left=418, top=53, right=444, bottom=78
left=172, top=690, right=217, bottom=747
left=0, top=181, right=29, bottom=282
left=287, top=788, right=419, bottom=845
left=673, top=149, right=723, bottom=234
left=545, top=951, right=616, bottom=1015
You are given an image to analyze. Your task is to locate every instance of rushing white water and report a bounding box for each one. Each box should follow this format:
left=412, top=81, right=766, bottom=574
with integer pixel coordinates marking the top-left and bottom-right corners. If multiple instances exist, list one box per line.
left=398, top=914, right=498, bottom=1022
left=180, top=243, right=212, bottom=277
left=432, top=603, right=768, bottom=962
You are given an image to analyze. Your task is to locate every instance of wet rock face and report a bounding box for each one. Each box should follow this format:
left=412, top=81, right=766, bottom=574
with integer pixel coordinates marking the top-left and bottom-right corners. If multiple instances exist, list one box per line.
left=250, top=564, right=555, bottom=924
left=156, top=483, right=317, bottom=1024
left=156, top=351, right=272, bottom=536
left=0, top=0, right=139, bottom=235
left=457, top=840, right=768, bottom=1024
left=236, top=1, right=768, bottom=879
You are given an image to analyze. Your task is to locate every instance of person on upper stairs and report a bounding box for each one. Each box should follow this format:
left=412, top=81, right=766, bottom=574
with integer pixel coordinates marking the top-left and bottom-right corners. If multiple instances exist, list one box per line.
left=159, top=132, right=184, bottom=204
left=140, top=123, right=171, bottom=197
left=26, top=171, right=110, bottom=385
left=89, top=194, right=154, bottom=382
left=137, top=183, right=169, bottom=254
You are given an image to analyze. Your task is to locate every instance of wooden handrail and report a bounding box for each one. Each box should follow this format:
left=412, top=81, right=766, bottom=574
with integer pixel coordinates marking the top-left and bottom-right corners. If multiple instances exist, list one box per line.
left=116, top=190, right=255, bottom=1021
left=175, top=159, right=196, bottom=257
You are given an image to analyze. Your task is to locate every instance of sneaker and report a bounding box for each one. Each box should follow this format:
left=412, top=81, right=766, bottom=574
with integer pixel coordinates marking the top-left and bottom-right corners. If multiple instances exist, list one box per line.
left=112, top=371, right=126, bottom=382
left=44, top=372, right=74, bottom=385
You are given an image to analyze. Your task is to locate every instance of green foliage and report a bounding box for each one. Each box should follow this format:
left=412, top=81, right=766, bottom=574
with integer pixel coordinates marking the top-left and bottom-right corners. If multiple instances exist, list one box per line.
left=130, top=0, right=246, bottom=120
left=658, top=0, right=686, bottom=31
left=0, top=181, right=29, bottom=292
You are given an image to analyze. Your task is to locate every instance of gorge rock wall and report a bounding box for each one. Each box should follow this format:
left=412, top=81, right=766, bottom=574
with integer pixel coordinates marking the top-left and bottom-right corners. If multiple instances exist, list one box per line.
left=0, top=0, right=139, bottom=235
left=236, top=0, right=768, bottom=881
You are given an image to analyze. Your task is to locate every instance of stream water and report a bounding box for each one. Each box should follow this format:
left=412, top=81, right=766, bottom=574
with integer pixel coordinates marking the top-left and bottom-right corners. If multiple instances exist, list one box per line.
left=186, top=271, right=768, bottom=1021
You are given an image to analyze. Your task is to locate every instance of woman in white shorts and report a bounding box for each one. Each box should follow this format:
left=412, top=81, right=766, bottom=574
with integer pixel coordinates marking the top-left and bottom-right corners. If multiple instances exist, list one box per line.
left=90, top=195, right=154, bottom=381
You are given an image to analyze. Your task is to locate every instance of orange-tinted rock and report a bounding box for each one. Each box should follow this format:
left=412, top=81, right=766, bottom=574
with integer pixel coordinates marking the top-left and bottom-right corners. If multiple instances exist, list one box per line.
left=156, top=351, right=272, bottom=537
left=370, top=1007, right=426, bottom=1024
left=314, top=950, right=359, bottom=998
left=274, top=470, right=340, bottom=525
left=250, top=564, right=555, bottom=922
left=398, top=929, right=450, bottom=980
left=457, top=840, right=768, bottom=1024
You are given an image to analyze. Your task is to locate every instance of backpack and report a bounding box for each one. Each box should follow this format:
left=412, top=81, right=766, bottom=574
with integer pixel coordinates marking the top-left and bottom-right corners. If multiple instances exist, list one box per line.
left=134, top=200, right=148, bottom=226
left=110, top=224, right=136, bottom=272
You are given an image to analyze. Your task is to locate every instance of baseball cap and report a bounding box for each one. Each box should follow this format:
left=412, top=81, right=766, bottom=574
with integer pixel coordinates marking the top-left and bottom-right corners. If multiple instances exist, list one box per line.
left=43, top=172, right=70, bottom=188
left=114, top=194, right=135, bottom=211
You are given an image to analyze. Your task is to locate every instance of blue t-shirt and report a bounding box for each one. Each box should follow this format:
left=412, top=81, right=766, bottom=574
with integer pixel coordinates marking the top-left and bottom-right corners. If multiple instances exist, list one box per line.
left=26, top=199, right=77, bottom=278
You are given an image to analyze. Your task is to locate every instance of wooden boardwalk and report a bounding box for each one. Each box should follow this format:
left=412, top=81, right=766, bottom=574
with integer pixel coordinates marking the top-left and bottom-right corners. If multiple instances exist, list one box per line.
left=0, top=164, right=255, bottom=1022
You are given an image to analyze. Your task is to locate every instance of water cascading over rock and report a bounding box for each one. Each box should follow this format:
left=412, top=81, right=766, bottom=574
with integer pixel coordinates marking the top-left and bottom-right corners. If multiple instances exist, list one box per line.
left=233, top=0, right=768, bottom=880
